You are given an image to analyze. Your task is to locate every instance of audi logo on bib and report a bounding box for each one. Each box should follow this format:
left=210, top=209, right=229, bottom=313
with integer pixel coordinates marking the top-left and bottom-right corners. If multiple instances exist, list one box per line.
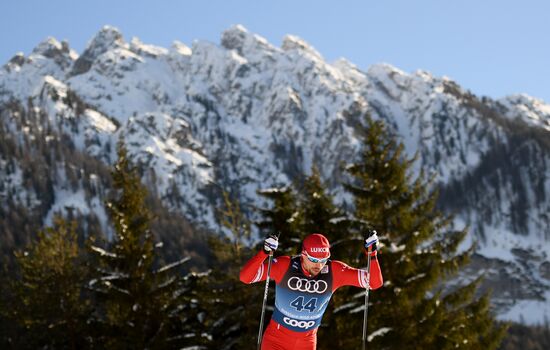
left=287, top=277, right=328, bottom=294
left=283, top=317, right=316, bottom=329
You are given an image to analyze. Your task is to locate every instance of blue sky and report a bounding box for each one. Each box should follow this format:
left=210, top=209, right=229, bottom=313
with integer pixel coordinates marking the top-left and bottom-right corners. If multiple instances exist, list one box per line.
left=2, top=0, right=549, bottom=103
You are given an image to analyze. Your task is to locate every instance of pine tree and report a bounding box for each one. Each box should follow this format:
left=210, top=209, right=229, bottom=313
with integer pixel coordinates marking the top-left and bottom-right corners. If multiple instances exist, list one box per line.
left=0, top=268, right=15, bottom=348
left=200, top=190, right=265, bottom=349
left=328, top=116, right=507, bottom=349
left=256, top=169, right=352, bottom=254
left=5, top=217, right=92, bottom=349
left=299, top=168, right=351, bottom=238
left=256, top=186, right=302, bottom=255
left=89, top=140, right=204, bottom=349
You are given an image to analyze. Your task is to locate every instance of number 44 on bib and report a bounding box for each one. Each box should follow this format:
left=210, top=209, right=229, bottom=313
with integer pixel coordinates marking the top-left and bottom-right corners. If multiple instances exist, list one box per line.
left=290, top=296, right=318, bottom=312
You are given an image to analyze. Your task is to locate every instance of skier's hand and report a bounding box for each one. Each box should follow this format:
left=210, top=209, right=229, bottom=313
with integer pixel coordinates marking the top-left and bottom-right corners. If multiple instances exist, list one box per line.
left=364, top=229, right=379, bottom=253
left=263, top=233, right=279, bottom=254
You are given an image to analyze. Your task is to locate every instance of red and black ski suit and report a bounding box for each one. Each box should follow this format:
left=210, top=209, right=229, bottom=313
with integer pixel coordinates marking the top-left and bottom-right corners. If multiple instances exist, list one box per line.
left=240, top=250, right=383, bottom=350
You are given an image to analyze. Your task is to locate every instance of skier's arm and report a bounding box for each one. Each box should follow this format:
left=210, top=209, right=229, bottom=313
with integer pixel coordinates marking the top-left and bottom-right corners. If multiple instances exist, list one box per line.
left=332, top=230, right=383, bottom=290
left=239, top=250, right=289, bottom=284
left=331, top=253, right=383, bottom=291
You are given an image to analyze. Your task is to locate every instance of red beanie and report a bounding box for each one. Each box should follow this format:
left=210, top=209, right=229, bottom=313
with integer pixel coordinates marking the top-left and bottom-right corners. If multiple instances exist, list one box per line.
left=302, top=233, right=331, bottom=259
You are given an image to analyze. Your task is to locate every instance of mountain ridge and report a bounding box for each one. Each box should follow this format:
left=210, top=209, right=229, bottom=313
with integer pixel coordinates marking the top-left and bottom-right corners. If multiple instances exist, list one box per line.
left=1, top=24, right=548, bottom=324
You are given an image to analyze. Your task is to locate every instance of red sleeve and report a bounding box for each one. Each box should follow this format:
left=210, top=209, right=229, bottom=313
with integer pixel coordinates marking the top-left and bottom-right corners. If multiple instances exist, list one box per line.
left=331, top=253, right=383, bottom=291
left=239, top=250, right=290, bottom=285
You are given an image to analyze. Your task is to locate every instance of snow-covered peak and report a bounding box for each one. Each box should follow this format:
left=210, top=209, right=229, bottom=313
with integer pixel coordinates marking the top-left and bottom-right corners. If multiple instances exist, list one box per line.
left=88, top=25, right=125, bottom=52
left=2, top=53, right=26, bottom=72
left=332, top=58, right=368, bottom=85
left=70, top=25, right=126, bottom=76
left=281, top=34, right=323, bottom=60
left=498, top=94, right=550, bottom=131
left=0, top=38, right=75, bottom=102
left=220, top=24, right=249, bottom=50
left=31, top=37, right=66, bottom=56
left=165, top=41, right=192, bottom=76
left=27, top=37, right=77, bottom=71
left=366, top=63, right=412, bottom=101
left=221, top=24, right=277, bottom=58
left=171, top=41, right=192, bottom=57
left=368, top=62, right=408, bottom=78
left=130, top=37, right=168, bottom=58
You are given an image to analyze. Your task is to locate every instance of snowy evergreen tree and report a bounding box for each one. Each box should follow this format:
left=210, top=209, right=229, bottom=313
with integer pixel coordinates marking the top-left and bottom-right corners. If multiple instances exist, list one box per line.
left=328, top=116, right=507, bottom=349
left=199, top=190, right=265, bottom=349
left=89, top=140, right=204, bottom=349
left=256, top=186, right=302, bottom=256
left=298, top=168, right=351, bottom=239
left=4, top=217, right=92, bottom=349
left=256, top=169, right=352, bottom=253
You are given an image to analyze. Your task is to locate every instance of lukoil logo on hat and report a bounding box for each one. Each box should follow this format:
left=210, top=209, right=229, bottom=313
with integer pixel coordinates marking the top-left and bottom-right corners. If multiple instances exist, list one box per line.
left=302, top=233, right=331, bottom=259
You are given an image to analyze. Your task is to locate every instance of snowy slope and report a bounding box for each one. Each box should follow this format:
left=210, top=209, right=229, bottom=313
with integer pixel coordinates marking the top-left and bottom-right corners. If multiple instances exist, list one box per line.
left=1, top=25, right=549, bottom=324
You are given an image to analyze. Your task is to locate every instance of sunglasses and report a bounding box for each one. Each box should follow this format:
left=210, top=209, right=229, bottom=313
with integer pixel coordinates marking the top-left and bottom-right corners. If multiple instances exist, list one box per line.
left=302, top=251, right=330, bottom=264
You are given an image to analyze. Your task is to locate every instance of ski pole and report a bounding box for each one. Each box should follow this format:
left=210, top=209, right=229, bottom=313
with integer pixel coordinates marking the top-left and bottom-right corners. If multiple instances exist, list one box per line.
left=362, top=245, right=373, bottom=350
left=257, top=251, right=274, bottom=350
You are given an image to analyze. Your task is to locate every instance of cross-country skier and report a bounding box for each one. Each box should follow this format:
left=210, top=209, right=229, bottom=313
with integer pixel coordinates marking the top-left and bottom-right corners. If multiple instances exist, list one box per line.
left=240, top=231, right=383, bottom=350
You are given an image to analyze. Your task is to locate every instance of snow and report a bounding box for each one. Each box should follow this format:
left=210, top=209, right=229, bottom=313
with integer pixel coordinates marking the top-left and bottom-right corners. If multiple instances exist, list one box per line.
left=85, top=109, right=117, bottom=133
left=0, top=159, right=33, bottom=208
left=451, top=215, right=550, bottom=325
left=90, top=246, right=118, bottom=258
left=130, top=37, right=168, bottom=57
left=282, top=35, right=324, bottom=61
left=0, top=52, right=68, bottom=103
left=497, top=289, right=550, bottom=325
left=155, top=257, right=191, bottom=273
left=367, top=327, right=392, bottom=342
left=499, top=94, right=550, bottom=131
left=154, top=276, right=176, bottom=291
left=44, top=188, right=89, bottom=225
left=42, top=182, right=111, bottom=237
left=171, top=40, right=192, bottom=56
left=458, top=210, right=548, bottom=263
left=43, top=74, right=66, bottom=91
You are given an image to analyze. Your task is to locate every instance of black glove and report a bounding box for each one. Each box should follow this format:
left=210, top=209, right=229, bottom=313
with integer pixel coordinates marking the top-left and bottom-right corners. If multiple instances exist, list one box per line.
left=364, top=229, right=379, bottom=253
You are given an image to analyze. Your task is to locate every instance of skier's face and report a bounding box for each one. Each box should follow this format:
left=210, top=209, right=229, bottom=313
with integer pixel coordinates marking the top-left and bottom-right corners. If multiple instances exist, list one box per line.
left=301, top=253, right=328, bottom=276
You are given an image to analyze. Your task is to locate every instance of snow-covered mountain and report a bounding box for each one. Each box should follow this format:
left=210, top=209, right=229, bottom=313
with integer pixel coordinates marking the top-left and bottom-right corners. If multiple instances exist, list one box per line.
left=1, top=25, right=548, bottom=324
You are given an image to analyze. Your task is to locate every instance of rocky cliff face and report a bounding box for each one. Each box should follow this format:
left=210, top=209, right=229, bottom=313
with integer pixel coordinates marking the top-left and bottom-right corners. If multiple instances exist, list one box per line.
left=1, top=25, right=548, bottom=324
